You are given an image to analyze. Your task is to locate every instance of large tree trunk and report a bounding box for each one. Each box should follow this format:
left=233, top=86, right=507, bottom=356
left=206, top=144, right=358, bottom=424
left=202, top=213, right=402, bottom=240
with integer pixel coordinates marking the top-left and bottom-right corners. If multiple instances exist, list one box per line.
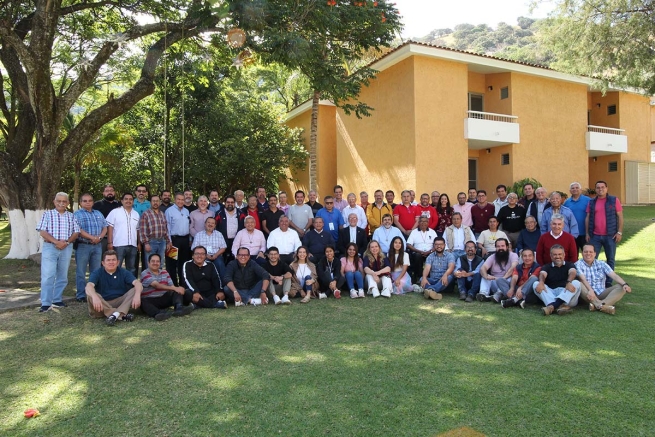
left=309, top=90, right=320, bottom=192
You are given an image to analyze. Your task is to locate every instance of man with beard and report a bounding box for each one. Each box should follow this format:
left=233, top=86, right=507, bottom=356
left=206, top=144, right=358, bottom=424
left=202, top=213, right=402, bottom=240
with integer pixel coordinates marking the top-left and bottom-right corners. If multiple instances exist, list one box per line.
left=453, top=192, right=474, bottom=227
left=476, top=238, right=519, bottom=302
left=215, top=195, right=246, bottom=264
left=371, top=214, right=405, bottom=255
left=406, top=216, right=438, bottom=281
left=455, top=241, right=483, bottom=302
left=159, top=190, right=173, bottom=213
left=133, top=184, right=150, bottom=216
left=540, top=191, right=579, bottom=237
left=183, top=189, right=197, bottom=213
left=500, top=247, right=541, bottom=308
left=419, top=237, right=456, bottom=300
left=256, top=186, right=269, bottom=212
left=165, top=193, right=192, bottom=286
left=261, top=194, right=284, bottom=236
left=418, top=193, right=438, bottom=230
left=208, top=190, right=223, bottom=214
left=533, top=245, right=581, bottom=315
left=93, top=184, right=121, bottom=253
left=315, top=195, right=345, bottom=242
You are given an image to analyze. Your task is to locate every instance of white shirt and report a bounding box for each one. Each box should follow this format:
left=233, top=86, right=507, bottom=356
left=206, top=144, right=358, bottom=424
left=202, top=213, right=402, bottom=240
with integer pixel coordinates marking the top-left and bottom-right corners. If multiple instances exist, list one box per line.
left=407, top=228, right=438, bottom=252
left=267, top=228, right=302, bottom=255
left=341, top=204, right=367, bottom=230
left=349, top=226, right=358, bottom=243
left=493, top=198, right=509, bottom=216
left=446, top=226, right=466, bottom=251
left=225, top=210, right=239, bottom=239
left=106, top=207, right=140, bottom=247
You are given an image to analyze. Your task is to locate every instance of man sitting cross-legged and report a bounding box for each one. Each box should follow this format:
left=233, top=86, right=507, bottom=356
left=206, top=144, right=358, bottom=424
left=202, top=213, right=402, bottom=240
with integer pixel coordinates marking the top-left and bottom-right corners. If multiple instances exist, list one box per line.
left=223, top=247, right=271, bottom=306
left=140, top=253, right=194, bottom=321
left=420, top=237, right=456, bottom=301
left=533, top=244, right=582, bottom=316
left=454, top=241, right=483, bottom=303
left=183, top=245, right=226, bottom=309
left=477, top=238, right=519, bottom=303
left=500, top=248, right=541, bottom=309
left=85, top=250, right=143, bottom=326
left=262, top=246, right=293, bottom=305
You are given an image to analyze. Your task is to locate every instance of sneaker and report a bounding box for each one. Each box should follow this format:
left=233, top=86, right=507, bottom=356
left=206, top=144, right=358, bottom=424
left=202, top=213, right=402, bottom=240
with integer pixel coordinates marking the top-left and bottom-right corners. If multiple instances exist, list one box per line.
left=358, top=289, right=365, bottom=298
left=38, top=305, right=51, bottom=313
left=459, top=292, right=467, bottom=300
left=52, top=301, right=67, bottom=308
left=500, top=299, right=516, bottom=308
left=300, top=294, right=311, bottom=303
left=519, top=300, right=526, bottom=309
left=412, top=284, right=422, bottom=293
left=350, top=289, right=358, bottom=299
left=371, top=289, right=380, bottom=298
left=122, top=313, right=135, bottom=322
left=214, top=300, right=227, bottom=309
left=75, top=297, right=87, bottom=303
left=234, top=301, right=245, bottom=307
left=281, top=295, right=291, bottom=305
left=334, top=290, right=341, bottom=299
left=476, top=293, right=491, bottom=302
left=492, top=292, right=502, bottom=303
left=273, top=295, right=281, bottom=305
left=106, top=314, right=117, bottom=326
left=174, top=304, right=194, bottom=316
left=599, top=305, right=616, bottom=315
left=424, top=290, right=443, bottom=300
left=381, top=288, right=391, bottom=298
left=541, top=305, right=554, bottom=316
left=588, top=303, right=596, bottom=312
left=250, top=298, right=262, bottom=306
left=154, top=311, right=172, bottom=321
left=556, top=305, right=572, bottom=315
left=465, top=296, right=474, bottom=303
left=319, top=293, right=328, bottom=299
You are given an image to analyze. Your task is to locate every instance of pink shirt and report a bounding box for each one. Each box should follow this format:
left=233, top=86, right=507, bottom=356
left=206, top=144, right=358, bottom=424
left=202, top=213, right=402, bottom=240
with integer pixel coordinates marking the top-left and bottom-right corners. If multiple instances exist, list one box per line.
left=586, top=197, right=623, bottom=236
left=453, top=202, right=474, bottom=227
left=340, top=257, right=363, bottom=273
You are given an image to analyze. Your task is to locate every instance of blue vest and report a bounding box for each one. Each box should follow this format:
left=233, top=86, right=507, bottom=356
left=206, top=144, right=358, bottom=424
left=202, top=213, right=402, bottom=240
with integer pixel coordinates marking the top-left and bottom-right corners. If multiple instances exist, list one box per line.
left=588, top=195, right=618, bottom=236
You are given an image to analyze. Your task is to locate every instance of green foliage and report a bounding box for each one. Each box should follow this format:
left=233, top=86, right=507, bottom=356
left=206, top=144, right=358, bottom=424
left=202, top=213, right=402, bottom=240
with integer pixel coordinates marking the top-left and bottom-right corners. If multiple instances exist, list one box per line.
left=510, top=177, right=542, bottom=198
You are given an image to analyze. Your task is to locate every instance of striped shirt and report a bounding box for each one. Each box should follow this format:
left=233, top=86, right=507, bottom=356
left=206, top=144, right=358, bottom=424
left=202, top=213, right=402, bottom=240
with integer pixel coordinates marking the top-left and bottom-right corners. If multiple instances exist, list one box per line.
left=138, top=208, right=170, bottom=244
left=191, top=230, right=227, bottom=255
left=140, top=268, right=173, bottom=298
left=36, top=209, right=80, bottom=241
left=575, top=259, right=614, bottom=295
left=74, top=208, right=107, bottom=243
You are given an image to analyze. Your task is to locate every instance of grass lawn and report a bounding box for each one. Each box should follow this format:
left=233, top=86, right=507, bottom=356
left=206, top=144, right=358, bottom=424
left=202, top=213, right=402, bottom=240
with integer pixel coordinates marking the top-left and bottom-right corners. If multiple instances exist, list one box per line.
left=1, top=207, right=654, bottom=436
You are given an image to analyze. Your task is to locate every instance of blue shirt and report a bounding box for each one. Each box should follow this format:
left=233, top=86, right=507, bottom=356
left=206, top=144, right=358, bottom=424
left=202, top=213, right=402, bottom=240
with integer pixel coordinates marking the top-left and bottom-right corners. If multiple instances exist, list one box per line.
left=74, top=208, right=107, bottom=243
left=372, top=225, right=405, bottom=254
left=133, top=199, right=151, bottom=216
left=165, top=205, right=191, bottom=237
left=88, top=267, right=136, bottom=301
left=540, top=205, right=579, bottom=238
left=208, top=203, right=222, bottom=214
left=564, top=195, right=590, bottom=236
left=425, top=251, right=456, bottom=279
left=575, top=259, right=613, bottom=295
left=315, top=208, right=345, bottom=240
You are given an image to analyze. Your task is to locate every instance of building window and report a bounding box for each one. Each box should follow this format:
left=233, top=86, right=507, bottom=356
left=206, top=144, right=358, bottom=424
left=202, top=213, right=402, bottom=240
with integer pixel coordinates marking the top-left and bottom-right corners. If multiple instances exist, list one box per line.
left=608, top=161, right=618, bottom=172
left=500, top=87, right=509, bottom=100
left=607, top=105, right=617, bottom=115
left=501, top=154, right=510, bottom=165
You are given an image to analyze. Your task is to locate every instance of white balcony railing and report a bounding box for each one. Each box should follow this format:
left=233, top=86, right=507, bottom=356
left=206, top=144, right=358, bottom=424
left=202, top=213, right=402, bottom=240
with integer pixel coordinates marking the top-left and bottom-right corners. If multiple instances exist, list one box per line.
left=585, top=125, right=627, bottom=156
left=467, top=111, right=518, bottom=123
left=587, top=125, right=625, bottom=135
left=465, top=111, right=520, bottom=149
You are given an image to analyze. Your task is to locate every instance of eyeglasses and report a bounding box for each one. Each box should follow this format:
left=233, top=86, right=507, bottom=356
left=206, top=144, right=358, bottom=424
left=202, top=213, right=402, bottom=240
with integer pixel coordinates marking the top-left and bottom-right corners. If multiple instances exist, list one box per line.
left=237, top=253, right=250, bottom=257
left=325, top=201, right=333, bottom=204
left=193, top=252, right=206, bottom=256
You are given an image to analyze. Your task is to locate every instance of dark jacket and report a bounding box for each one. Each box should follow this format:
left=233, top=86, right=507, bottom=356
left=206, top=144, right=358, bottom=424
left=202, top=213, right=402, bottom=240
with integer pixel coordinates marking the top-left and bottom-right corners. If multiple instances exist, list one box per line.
left=183, top=261, right=222, bottom=296
left=303, top=229, right=335, bottom=258
left=338, top=226, right=368, bottom=255
left=215, top=208, right=246, bottom=241
left=457, top=254, right=483, bottom=273
left=224, top=259, right=270, bottom=290
left=316, top=256, right=343, bottom=286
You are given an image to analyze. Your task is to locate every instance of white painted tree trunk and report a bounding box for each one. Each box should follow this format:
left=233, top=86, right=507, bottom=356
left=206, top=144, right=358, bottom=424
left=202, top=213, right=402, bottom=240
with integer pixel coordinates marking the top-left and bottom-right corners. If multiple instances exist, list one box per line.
left=5, top=209, right=44, bottom=259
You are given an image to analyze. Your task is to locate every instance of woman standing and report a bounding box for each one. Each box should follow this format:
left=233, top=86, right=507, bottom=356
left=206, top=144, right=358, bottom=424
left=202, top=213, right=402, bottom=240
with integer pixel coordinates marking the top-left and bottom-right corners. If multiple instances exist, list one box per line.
left=289, top=246, right=318, bottom=303
left=340, top=242, right=365, bottom=299
left=363, top=240, right=393, bottom=298
left=387, top=236, right=414, bottom=294
left=436, top=193, right=454, bottom=237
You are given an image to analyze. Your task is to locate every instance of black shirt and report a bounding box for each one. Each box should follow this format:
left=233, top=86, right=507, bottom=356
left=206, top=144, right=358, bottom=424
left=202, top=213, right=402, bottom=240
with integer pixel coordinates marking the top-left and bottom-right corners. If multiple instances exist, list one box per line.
left=185, top=204, right=198, bottom=213
left=541, top=261, right=576, bottom=289
left=93, top=199, right=121, bottom=218
left=497, top=205, right=527, bottom=233
left=261, top=208, right=285, bottom=234
left=183, top=260, right=222, bottom=296
left=263, top=260, right=293, bottom=277
left=306, top=201, right=324, bottom=217
left=225, top=259, right=270, bottom=290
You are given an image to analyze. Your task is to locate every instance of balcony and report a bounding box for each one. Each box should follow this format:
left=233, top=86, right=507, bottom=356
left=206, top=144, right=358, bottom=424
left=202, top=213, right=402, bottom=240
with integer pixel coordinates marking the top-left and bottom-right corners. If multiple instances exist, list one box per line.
left=464, top=111, right=520, bottom=149
left=586, top=125, right=627, bottom=157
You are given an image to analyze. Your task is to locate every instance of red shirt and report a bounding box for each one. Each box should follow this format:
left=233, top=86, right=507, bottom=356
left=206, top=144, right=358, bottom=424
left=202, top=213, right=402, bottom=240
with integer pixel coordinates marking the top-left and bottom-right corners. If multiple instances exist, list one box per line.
left=246, top=208, right=261, bottom=230
left=472, top=203, right=495, bottom=233
left=418, top=205, right=439, bottom=230
left=514, top=264, right=541, bottom=286
left=394, top=204, right=421, bottom=231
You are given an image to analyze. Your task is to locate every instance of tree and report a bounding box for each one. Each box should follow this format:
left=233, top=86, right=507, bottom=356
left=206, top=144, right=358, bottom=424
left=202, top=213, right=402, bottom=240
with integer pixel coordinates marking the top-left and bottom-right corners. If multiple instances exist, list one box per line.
left=541, top=0, right=655, bottom=93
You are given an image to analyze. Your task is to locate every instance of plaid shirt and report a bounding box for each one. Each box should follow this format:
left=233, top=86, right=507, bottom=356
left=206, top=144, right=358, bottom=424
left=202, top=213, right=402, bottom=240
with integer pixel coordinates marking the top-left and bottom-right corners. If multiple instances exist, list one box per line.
left=425, top=251, right=456, bottom=279
left=191, top=230, right=227, bottom=255
left=74, top=208, right=107, bottom=243
left=575, top=259, right=613, bottom=295
left=36, top=209, right=80, bottom=241
left=138, top=208, right=170, bottom=244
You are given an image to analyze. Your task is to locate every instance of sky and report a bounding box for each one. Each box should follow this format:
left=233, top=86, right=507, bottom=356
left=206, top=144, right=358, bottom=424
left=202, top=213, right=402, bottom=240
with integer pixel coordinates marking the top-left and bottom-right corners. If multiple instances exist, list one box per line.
left=393, top=0, right=556, bottom=39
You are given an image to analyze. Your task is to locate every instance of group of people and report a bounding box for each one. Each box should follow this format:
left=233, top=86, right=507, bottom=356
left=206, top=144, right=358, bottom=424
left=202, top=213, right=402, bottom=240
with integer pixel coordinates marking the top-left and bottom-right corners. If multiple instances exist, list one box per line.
left=35, top=179, right=631, bottom=326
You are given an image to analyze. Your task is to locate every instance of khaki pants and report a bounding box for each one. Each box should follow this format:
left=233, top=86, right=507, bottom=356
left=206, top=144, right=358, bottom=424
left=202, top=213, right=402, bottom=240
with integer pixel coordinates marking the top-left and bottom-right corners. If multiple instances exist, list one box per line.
left=267, top=278, right=291, bottom=298
left=580, top=284, right=625, bottom=307
left=88, top=288, right=136, bottom=318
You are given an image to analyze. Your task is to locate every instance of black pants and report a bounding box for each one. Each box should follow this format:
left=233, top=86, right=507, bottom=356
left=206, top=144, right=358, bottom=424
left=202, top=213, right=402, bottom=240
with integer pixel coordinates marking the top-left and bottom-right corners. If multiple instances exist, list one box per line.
left=280, top=254, right=294, bottom=265
left=193, top=290, right=218, bottom=308
left=318, top=275, right=346, bottom=296
left=167, top=235, right=191, bottom=286
left=140, top=290, right=192, bottom=317
left=409, top=251, right=427, bottom=280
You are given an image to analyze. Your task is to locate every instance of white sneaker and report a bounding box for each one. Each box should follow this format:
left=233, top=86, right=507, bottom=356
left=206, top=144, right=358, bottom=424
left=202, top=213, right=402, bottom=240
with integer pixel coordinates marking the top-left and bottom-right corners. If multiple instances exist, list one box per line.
left=412, top=284, right=422, bottom=293
left=381, top=288, right=391, bottom=298
left=234, top=301, right=245, bottom=307
left=281, top=295, right=291, bottom=305
left=350, top=289, right=358, bottom=299
left=273, top=295, right=281, bottom=305
left=319, top=293, right=328, bottom=299
left=250, top=298, right=261, bottom=306
left=358, top=289, right=365, bottom=298
left=371, top=289, right=380, bottom=298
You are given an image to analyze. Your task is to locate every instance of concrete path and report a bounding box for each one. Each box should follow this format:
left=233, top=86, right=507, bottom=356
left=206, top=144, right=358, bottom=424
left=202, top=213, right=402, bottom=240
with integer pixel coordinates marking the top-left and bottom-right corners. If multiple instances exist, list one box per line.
left=0, top=288, right=76, bottom=313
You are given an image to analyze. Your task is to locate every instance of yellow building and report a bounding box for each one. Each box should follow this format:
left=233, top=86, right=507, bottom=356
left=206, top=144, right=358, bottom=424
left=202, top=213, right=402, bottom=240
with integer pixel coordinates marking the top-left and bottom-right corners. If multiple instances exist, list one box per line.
left=283, top=42, right=653, bottom=203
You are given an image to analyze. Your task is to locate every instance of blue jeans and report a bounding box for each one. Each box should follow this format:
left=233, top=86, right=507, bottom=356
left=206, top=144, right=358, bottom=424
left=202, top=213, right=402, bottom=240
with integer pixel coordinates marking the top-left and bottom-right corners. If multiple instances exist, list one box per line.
left=144, top=238, right=167, bottom=264
left=457, top=273, right=481, bottom=297
left=425, top=274, right=455, bottom=292
left=40, top=243, right=74, bottom=306
left=224, top=280, right=264, bottom=304
left=590, top=235, right=616, bottom=286
left=345, top=271, right=364, bottom=290
left=115, top=245, right=138, bottom=277
left=75, top=242, right=102, bottom=299
left=211, top=256, right=227, bottom=283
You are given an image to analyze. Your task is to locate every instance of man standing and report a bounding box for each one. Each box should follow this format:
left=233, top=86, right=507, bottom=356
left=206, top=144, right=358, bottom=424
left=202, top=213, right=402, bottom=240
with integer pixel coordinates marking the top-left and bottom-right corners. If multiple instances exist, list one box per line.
left=564, top=182, right=591, bottom=252
left=477, top=238, right=519, bottom=302
left=420, top=237, right=456, bottom=300
left=385, top=190, right=397, bottom=209
left=337, top=213, right=368, bottom=256
left=159, top=190, right=173, bottom=213
left=366, top=189, right=393, bottom=236
left=536, top=214, right=578, bottom=265
left=418, top=193, right=439, bottom=230
left=393, top=190, right=420, bottom=239
left=500, top=248, right=541, bottom=308
left=256, top=186, right=269, bottom=212
left=533, top=245, right=582, bottom=315
left=471, top=190, right=495, bottom=237
left=540, top=191, right=579, bottom=237
left=245, top=195, right=262, bottom=230
left=467, top=188, right=478, bottom=204
left=444, top=212, right=475, bottom=258
left=223, top=247, right=271, bottom=306
left=477, top=216, right=508, bottom=258
left=527, top=187, right=549, bottom=224
left=430, top=191, right=441, bottom=209
left=191, top=216, right=227, bottom=280
left=518, top=183, right=536, bottom=209
left=183, top=246, right=226, bottom=309
left=133, top=185, right=151, bottom=216
left=493, top=184, right=509, bottom=215
left=138, top=195, right=171, bottom=265
left=215, top=195, right=245, bottom=264
left=232, top=216, right=267, bottom=264
left=576, top=244, right=632, bottom=315
left=497, top=193, right=526, bottom=250
left=261, top=194, right=284, bottom=236
left=406, top=217, right=438, bottom=281
left=306, top=190, right=323, bottom=217
left=288, top=190, right=314, bottom=238
left=333, top=185, right=348, bottom=212
left=586, top=180, right=623, bottom=287
left=372, top=214, right=405, bottom=255
left=341, top=193, right=367, bottom=230
left=189, top=195, right=213, bottom=237
left=106, top=193, right=140, bottom=276
left=303, top=217, right=335, bottom=264
left=74, top=193, right=107, bottom=302
left=165, top=193, right=192, bottom=286
left=140, top=253, right=194, bottom=320
left=455, top=241, right=483, bottom=302
left=267, top=216, right=302, bottom=264
left=233, top=189, right=247, bottom=212
left=315, top=195, right=345, bottom=242
left=208, top=190, right=223, bottom=214
left=36, top=192, right=80, bottom=312
left=453, top=192, right=474, bottom=227
left=93, top=184, right=121, bottom=253
left=85, top=250, right=143, bottom=325
left=184, top=189, right=198, bottom=213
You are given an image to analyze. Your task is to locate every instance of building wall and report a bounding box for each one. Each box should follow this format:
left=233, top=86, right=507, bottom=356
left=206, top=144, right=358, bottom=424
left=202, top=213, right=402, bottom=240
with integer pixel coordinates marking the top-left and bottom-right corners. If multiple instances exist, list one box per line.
left=485, top=73, right=512, bottom=115
left=477, top=145, right=513, bottom=193
left=617, top=92, right=652, bottom=200
left=468, top=72, right=486, bottom=95
left=589, top=92, right=620, bottom=129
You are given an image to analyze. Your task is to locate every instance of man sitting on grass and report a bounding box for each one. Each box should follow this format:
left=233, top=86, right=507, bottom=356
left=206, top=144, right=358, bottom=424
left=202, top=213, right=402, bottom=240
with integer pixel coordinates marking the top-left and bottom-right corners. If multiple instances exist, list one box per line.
left=85, top=250, right=143, bottom=326
left=533, top=244, right=581, bottom=316
left=140, top=253, right=194, bottom=321
left=420, top=237, right=456, bottom=301
left=477, top=238, right=519, bottom=303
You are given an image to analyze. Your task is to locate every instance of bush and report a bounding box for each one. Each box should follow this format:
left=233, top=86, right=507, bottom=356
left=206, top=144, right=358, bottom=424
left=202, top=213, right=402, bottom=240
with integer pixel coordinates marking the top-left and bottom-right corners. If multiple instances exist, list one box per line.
left=510, top=177, right=542, bottom=198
